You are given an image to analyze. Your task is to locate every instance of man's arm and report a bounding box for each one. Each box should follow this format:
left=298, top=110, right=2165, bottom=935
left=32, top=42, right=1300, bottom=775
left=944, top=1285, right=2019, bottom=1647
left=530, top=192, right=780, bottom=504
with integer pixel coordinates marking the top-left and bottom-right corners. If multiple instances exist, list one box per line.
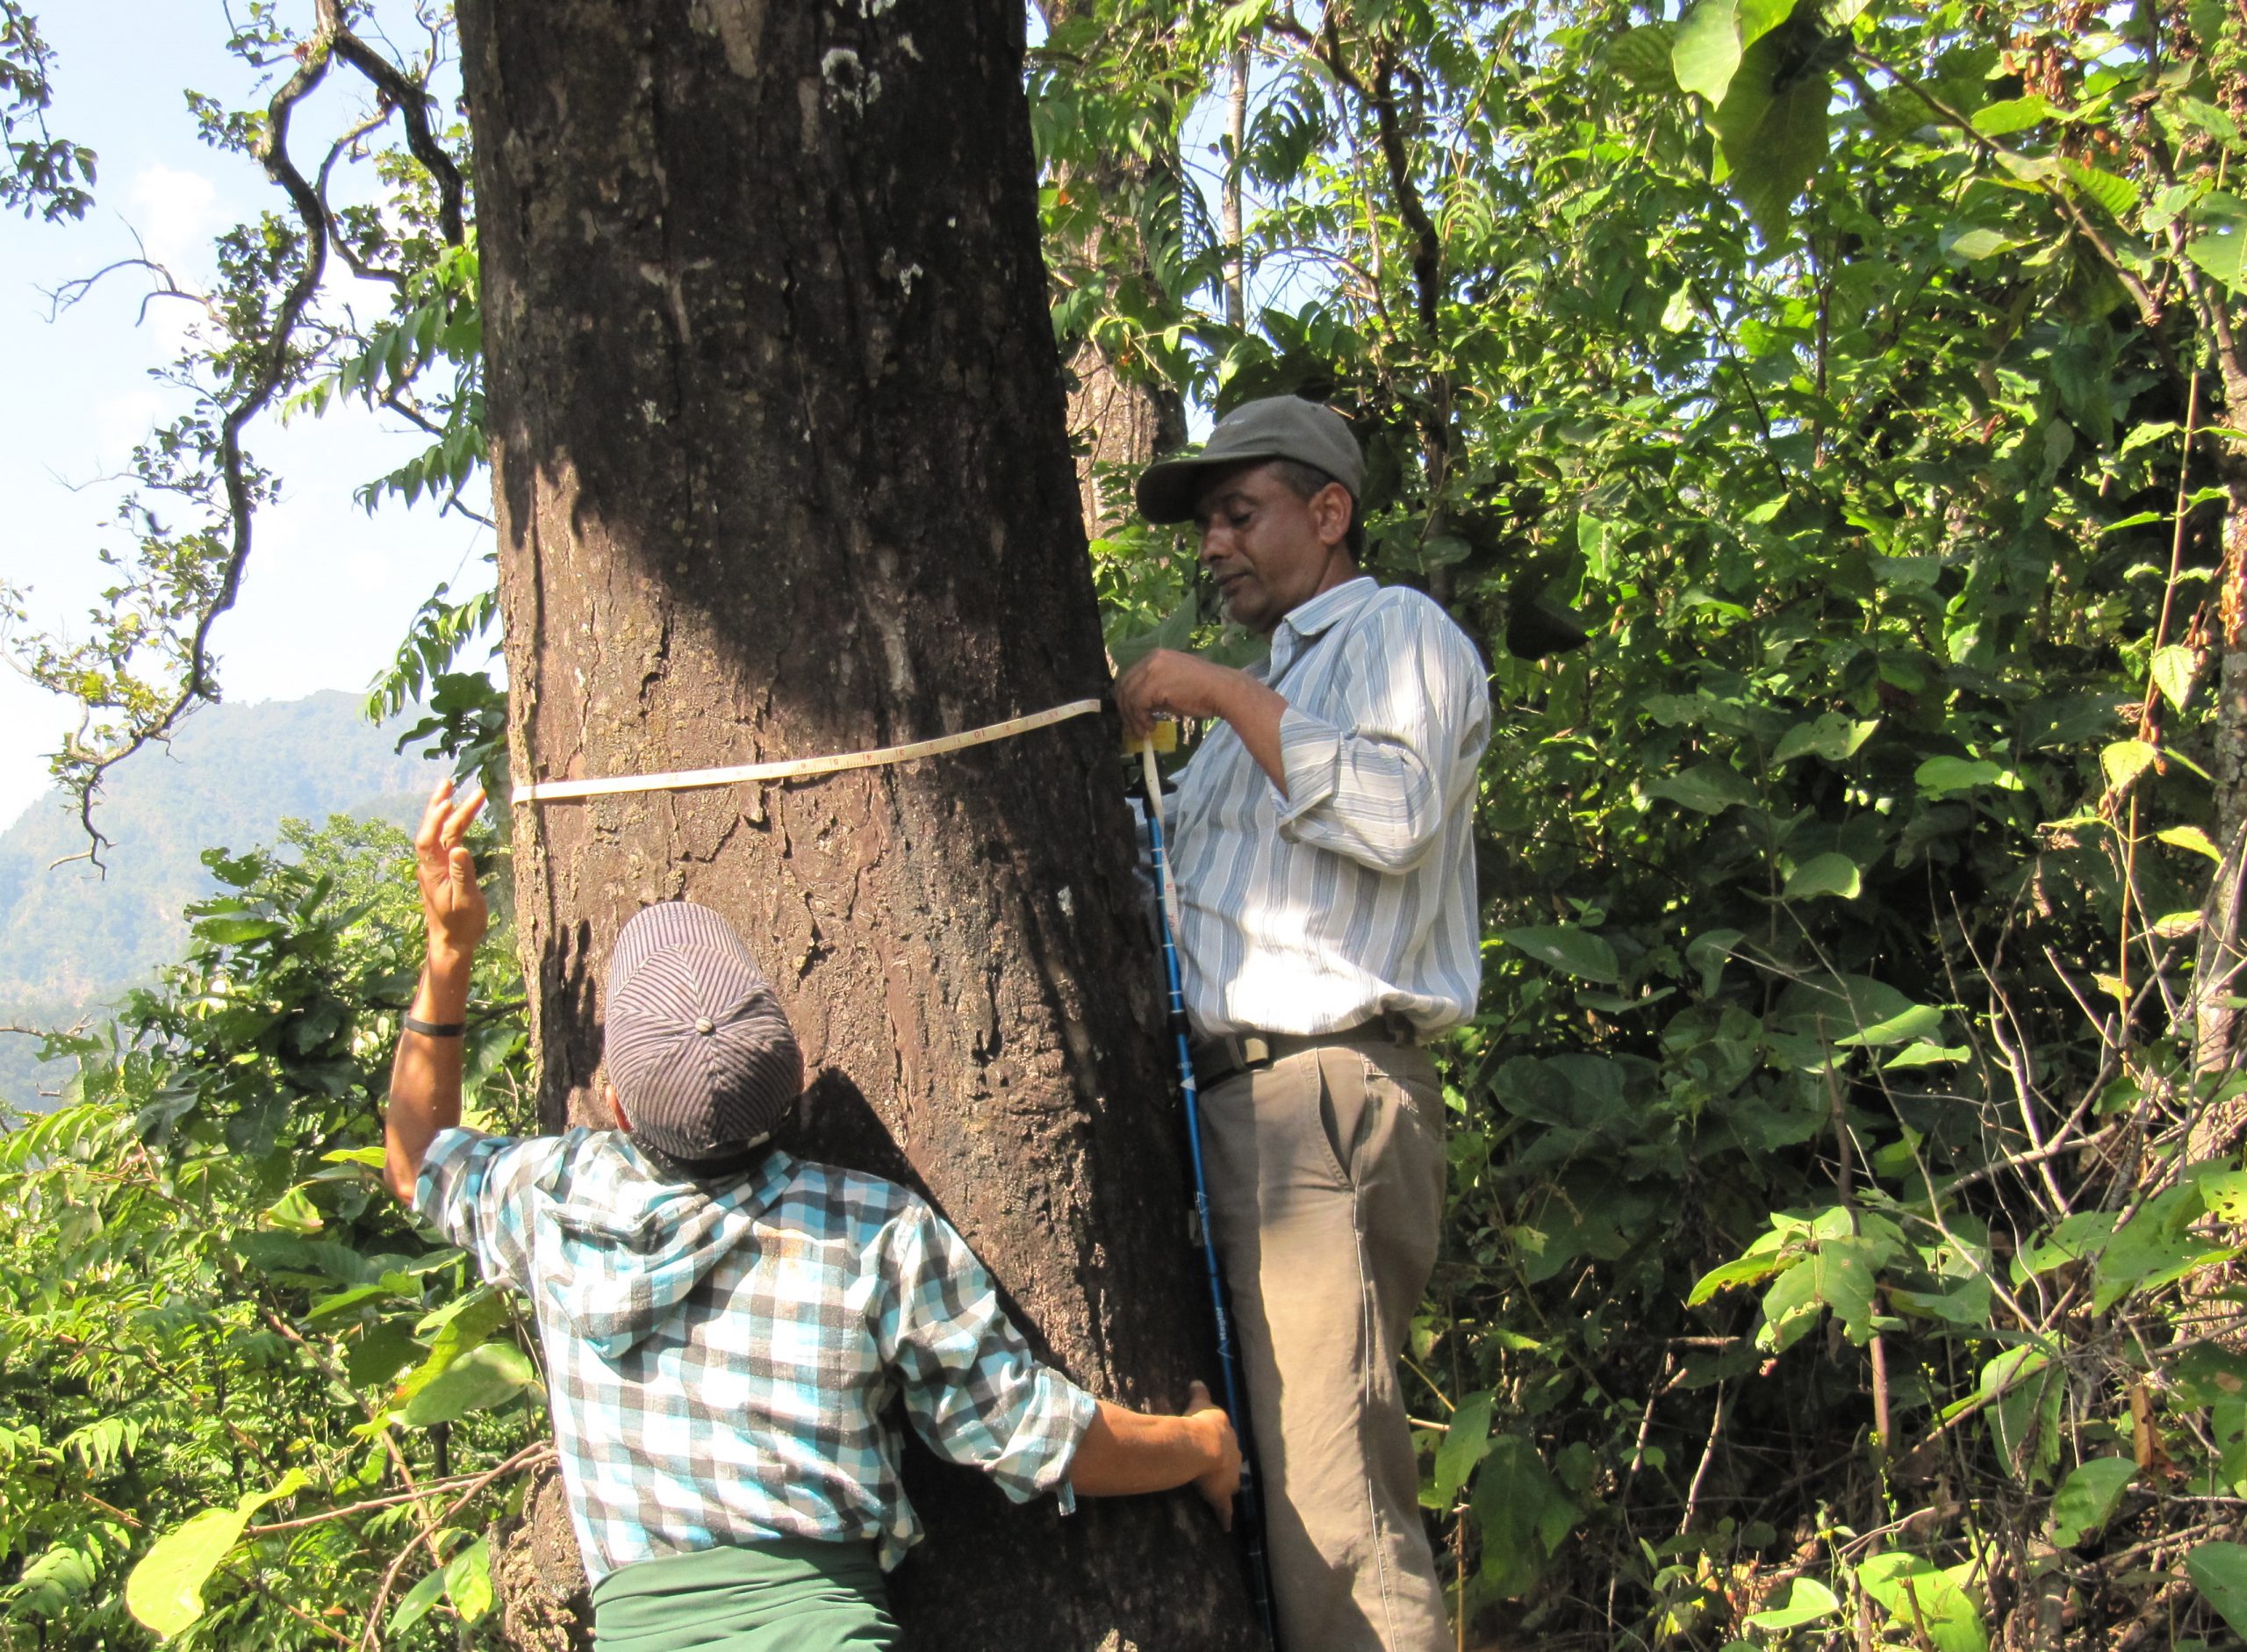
left=1069, top=1381, right=1242, bottom=1529
left=1114, top=648, right=1289, bottom=791
left=384, top=779, right=489, bottom=1203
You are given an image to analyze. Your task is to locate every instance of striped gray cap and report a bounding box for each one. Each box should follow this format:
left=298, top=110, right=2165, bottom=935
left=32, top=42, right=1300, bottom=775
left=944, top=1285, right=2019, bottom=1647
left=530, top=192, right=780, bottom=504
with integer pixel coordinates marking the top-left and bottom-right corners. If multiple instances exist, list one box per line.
left=604, top=902, right=802, bottom=1162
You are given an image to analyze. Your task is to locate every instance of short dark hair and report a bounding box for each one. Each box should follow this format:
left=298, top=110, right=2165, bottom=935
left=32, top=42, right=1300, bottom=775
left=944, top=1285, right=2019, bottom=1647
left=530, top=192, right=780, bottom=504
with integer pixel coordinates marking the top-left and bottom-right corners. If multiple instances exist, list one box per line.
left=1267, top=458, right=1364, bottom=560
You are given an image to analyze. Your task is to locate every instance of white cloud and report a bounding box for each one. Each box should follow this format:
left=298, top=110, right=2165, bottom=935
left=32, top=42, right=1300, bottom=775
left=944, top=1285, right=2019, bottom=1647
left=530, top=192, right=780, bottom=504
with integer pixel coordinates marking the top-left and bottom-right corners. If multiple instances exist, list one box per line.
left=128, top=163, right=219, bottom=277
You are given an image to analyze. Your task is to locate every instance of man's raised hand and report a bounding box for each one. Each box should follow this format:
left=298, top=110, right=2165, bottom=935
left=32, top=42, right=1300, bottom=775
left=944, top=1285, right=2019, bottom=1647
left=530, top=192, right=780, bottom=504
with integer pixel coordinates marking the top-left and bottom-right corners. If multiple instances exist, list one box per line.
left=413, top=778, right=489, bottom=963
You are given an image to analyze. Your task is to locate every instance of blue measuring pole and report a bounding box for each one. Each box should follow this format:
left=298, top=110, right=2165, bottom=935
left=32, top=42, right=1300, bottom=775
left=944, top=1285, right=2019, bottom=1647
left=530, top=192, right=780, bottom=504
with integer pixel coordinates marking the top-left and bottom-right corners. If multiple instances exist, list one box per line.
left=1138, top=744, right=1280, bottom=1649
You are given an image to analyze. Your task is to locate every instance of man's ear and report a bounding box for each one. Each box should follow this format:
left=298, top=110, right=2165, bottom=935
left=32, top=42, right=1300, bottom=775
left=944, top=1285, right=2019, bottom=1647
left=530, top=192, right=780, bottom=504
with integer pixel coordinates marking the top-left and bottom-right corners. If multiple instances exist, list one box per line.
left=605, top=1081, right=631, bottom=1132
left=1310, top=481, right=1353, bottom=550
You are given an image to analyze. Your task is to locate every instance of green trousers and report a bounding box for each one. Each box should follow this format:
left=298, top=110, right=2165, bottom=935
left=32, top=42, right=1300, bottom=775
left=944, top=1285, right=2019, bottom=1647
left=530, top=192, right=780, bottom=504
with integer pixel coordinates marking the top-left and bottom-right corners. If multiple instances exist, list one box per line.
left=589, top=1538, right=901, bottom=1652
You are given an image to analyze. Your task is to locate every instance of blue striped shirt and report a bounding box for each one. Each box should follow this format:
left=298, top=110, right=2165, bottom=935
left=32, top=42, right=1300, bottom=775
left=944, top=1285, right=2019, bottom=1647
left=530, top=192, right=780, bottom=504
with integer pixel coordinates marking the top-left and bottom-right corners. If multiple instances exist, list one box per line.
left=415, top=1128, right=1096, bottom=1582
left=1168, top=577, right=1490, bottom=1038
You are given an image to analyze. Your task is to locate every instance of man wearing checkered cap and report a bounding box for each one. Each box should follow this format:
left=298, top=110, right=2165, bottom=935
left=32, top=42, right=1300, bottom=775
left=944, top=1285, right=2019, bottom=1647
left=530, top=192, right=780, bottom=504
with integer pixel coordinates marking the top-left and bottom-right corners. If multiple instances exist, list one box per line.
left=383, top=779, right=1241, bottom=1652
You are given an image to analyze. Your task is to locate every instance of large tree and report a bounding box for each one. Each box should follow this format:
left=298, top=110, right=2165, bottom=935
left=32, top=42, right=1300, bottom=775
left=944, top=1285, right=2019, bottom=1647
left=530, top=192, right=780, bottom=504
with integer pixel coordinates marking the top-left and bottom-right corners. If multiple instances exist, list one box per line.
left=453, top=0, right=1259, bottom=1646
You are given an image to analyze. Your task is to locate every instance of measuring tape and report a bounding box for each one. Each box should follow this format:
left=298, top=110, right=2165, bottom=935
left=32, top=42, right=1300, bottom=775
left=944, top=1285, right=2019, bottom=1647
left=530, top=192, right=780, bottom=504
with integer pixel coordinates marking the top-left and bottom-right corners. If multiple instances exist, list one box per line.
left=516, top=698, right=1107, bottom=803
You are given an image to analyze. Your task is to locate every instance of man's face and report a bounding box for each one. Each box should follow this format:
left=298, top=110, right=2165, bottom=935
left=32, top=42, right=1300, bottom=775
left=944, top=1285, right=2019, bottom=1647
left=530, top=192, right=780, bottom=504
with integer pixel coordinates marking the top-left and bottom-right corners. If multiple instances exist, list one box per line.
left=1192, top=462, right=1351, bottom=635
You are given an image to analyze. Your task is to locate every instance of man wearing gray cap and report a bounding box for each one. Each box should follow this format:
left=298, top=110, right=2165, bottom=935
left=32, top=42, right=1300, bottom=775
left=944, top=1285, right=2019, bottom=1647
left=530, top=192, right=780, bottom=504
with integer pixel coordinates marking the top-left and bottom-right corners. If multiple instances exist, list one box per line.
left=1115, top=396, right=1490, bottom=1651
left=384, top=779, right=1241, bottom=1651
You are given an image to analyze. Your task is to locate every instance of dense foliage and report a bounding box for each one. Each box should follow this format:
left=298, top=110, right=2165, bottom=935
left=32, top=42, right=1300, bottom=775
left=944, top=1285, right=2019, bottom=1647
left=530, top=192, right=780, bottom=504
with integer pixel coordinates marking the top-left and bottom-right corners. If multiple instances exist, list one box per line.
left=13, top=0, right=2247, bottom=1647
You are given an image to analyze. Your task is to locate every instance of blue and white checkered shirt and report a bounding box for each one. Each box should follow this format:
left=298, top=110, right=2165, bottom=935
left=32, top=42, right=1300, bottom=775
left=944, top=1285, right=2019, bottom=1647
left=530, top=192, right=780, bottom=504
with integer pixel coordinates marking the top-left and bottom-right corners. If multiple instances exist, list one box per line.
left=414, top=1127, right=1097, bottom=1583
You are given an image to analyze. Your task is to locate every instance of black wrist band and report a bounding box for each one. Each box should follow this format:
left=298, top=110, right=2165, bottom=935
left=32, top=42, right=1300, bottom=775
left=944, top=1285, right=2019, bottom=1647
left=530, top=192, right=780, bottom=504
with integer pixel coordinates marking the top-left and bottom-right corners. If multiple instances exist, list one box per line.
left=403, top=1016, right=467, bottom=1038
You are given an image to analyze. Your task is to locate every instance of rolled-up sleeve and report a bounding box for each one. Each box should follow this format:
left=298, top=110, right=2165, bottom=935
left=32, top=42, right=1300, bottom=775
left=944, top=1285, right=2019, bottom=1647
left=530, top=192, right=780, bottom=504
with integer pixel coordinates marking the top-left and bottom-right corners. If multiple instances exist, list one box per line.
left=413, top=1129, right=560, bottom=1295
left=873, top=1202, right=1099, bottom=1510
left=1271, top=601, right=1490, bottom=873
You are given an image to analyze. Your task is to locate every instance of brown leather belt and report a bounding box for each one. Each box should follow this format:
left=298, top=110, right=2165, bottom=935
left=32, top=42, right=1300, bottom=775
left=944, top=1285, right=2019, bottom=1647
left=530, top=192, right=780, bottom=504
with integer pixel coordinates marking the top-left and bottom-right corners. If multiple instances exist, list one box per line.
left=1188, top=1012, right=1418, bottom=1093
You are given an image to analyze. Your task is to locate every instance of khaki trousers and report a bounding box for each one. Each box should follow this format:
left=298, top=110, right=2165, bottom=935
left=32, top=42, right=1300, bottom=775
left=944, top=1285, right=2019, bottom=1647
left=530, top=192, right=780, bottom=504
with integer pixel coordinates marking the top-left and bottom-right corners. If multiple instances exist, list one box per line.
left=1201, top=1040, right=1450, bottom=1652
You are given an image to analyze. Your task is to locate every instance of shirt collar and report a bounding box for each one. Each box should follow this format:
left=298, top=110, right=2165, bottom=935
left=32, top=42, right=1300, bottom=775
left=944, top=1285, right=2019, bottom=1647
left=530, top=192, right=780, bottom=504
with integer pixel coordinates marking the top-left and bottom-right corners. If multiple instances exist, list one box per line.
left=1264, top=576, right=1375, bottom=677
left=1278, top=575, right=1375, bottom=643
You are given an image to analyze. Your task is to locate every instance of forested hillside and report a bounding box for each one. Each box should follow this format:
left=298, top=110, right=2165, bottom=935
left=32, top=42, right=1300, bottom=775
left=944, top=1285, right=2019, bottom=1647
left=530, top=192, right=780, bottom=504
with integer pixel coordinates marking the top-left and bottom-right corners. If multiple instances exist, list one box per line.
left=9, top=1, right=2247, bottom=1648
left=0, top=692, right=429, bottom=1103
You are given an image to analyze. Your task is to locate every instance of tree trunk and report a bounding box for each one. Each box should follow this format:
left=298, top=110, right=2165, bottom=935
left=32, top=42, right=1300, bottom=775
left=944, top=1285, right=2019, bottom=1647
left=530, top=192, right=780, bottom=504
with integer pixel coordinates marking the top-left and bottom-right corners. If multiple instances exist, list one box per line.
left=454, top=2, right=1259, bottom=1647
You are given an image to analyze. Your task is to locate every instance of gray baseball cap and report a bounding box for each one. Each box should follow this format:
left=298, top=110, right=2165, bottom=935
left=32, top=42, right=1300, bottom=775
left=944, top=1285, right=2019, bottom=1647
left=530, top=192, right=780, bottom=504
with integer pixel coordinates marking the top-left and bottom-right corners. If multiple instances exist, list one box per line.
left=1136, top=396, right=1365, bottom=525
left=604, top=902, right=802, bottom=1165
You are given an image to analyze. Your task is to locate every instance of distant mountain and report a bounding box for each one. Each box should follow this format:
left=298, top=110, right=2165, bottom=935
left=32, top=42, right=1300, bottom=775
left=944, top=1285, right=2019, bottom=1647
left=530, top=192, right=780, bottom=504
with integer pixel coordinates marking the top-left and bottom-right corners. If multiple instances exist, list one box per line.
left=0, top=691, right=437, bottom=1106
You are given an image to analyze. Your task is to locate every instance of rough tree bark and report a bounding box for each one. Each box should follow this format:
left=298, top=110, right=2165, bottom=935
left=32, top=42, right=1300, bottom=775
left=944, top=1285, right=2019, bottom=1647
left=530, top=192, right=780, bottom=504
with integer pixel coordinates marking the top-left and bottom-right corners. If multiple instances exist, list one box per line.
left=454, top=1, right=1259, bottom=1647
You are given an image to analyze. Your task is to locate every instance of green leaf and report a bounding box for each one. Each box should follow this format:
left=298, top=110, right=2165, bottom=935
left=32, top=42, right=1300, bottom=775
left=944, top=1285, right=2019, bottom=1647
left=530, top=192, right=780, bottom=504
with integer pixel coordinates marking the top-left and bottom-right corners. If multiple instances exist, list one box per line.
left=402, top=1340, right=539, bottom=1426
left=1884, top=1042, right=1969, bottom=1069
left=1707, top=25, right=1831, bottom=239
left=388, top=1566, right=450, bottom=1640
left=260, top=1187, right=325, bottom=1235
left=1836, top=1002, right=1943, bottom=1048
left=2153, top=644, right=2200, bottom=713
left=2188, top=1541, right=2247, bottom=1639
left=1646, top=762, right=1757, bottom=814
left=192, top=916, right=288, bottom=946
left=2160, top=824, right=2223, bottom=860
left=1672, top=0, right=1746, bottom=103
left=1772, top=712, right=1877, bottom=764
left=1426, top=1390, right=1495, bottom=1510
left=2189, top=221, right=2247, bottom=293
left=1689, top=1239, right=1793, bottom=1305
left=1744, top=1576, right=1840, bottom=1630
left=1942, top=226, right=2014, bottom=262
left=2101, top=739, right=2160, bottom=793
left=445, top=1536, right=494, bottom=1624
left=2051, top=1458, right=2135, bottom=1548
left=1607, top=23, right=1678, bottom=89
left=1857, top=1552, right=1986, bottom=1652
left=1783, top=852, right=1861, bottom=901
left=1971, top=94, right=2050, bottom=135
left=126, top=1509, right=248, bottom=1637
left=1497, top=926, right=1619, bottom=983
left=1915, top=756, right=2019, bottom=795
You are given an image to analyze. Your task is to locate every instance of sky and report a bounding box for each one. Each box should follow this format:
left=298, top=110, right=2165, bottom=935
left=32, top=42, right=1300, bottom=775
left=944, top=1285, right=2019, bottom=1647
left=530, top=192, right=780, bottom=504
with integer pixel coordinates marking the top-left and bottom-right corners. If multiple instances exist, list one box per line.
left=0, top=1, right=490, bottom=831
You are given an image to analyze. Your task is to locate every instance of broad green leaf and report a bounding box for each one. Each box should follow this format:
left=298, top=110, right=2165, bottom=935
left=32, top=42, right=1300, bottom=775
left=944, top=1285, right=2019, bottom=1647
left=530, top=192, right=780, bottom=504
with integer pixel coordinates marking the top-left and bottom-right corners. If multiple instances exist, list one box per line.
left=1835, top=1002, right=1943, bottom=1048
left=1645, top=763, right=1757, bottom=814
left=1783, top=852, right=1861, bottom=901
left=1915, top=756, right=2018, bottom=794
left=1689, top=1244, right=1793, bottom=1306
left=2152, top=644, right=2200, bottom=713
left=388, top=1566, right=449, bottom=1639
left=126, top=1509, right=248, bottom=1637
left=2050, top=1458, right=2135, bottom=1547
left=1708, top=32, right=1831, bottom=239
left=2188, top=1541, right=2247, bottom=1639
left=1942, top=226, right=2013, bottom=261
left=1971, top=94, right=2050, bottom=135
left=1607, top=23, right=1678, bottom=89
left=1426, top=1390, right=1495, bottom=1510
left=2160, top=824, right=2222, bottom=860
left=1858, top=1552, right=1986, bottom=1652
left=1672, top=0, right=1745, bottom=103
left=2120, top=420, right=2179, bottom=454
left=2100, top=739, right=2159, bottom=793
left=402, top=1340, right=539, bottom=1426
left=1884, top=1042, right=1968, bottom=1068
left=1686, top=928, right=1745, bottom=998
left=1744, top=1576, right=1840, bottom=1630
left=1497, top=926, right=1619, bottom=983
left=1772, top=712, right=1877, bottom=764
left=2189, top=221, right=2247, bottom=293
left=260, top=1188, right=324, bottom=1235
left=192, top=916, right=288, bottom=945
left=445, top=1536, right=494, bottom=1623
